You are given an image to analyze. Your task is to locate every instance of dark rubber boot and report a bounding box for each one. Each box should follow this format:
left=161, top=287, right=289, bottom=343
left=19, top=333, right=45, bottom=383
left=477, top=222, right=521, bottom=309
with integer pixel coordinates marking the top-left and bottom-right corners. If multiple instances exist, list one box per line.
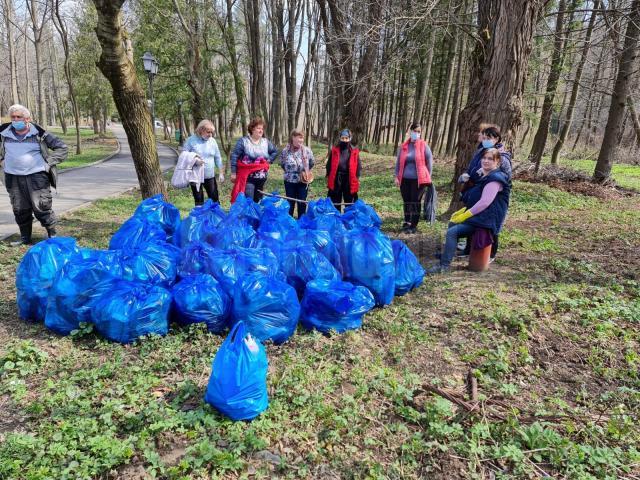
left=10, top=223, right=33, bottom=247
left=46, top=226, right=57, bottom=238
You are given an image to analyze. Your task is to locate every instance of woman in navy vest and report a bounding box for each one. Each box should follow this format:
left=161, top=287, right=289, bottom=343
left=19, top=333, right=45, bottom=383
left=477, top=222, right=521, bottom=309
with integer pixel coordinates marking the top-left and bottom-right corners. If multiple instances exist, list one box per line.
left=428, top=148, right=511, bottom=273
left=326, top=129, right=361, bottom=212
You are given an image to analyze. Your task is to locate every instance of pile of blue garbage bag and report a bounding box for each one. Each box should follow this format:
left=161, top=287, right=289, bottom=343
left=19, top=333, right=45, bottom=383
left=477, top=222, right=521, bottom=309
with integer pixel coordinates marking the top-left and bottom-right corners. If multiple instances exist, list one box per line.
left=16, top=193, right=424, bottom=421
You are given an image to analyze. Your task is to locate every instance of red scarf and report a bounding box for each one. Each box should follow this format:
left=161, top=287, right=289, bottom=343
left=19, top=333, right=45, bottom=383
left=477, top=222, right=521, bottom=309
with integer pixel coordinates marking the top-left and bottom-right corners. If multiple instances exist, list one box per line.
left=231, top=160, right=270, bottom=203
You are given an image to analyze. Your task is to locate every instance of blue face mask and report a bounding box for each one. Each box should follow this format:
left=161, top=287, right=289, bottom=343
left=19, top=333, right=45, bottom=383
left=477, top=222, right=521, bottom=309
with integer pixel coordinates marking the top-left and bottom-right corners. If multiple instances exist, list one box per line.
left=11, top=120, right=26, bottom=131
left=482, top=139, right=496, bottom=149
left=410, top=132, right=420, bottom=141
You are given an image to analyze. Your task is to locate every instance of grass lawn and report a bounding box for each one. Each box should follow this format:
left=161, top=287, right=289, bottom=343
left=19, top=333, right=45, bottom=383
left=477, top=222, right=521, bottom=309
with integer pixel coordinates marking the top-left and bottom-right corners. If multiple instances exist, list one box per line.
left=0, top=148, right=639, bottom=479
left=48, top=127, right=118, bottom=170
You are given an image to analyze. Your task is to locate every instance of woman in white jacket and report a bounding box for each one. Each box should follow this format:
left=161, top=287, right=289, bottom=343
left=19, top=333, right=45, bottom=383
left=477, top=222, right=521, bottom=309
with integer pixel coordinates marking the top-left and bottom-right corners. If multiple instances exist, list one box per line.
left=183, top=120, right=225, bottom=205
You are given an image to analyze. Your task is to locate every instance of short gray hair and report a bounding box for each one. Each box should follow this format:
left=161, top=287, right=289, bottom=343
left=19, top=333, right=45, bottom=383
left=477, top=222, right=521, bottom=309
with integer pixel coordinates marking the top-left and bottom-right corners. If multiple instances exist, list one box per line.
left=8, top=104, right=31, bottom=119
left=195, top=119, right=215, bottom=136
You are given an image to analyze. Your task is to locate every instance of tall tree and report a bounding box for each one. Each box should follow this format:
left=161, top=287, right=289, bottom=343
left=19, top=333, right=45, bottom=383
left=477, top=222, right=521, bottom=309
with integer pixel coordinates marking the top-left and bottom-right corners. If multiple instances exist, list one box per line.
left=450, top=0, right=547, bottom=210
left=26, top=0, right=49, bottom=126
left=91, top=0, right=165, bottom=198
left=593, top=0, right=640, bottom=182
left=2, top=0, right=19, bottom=104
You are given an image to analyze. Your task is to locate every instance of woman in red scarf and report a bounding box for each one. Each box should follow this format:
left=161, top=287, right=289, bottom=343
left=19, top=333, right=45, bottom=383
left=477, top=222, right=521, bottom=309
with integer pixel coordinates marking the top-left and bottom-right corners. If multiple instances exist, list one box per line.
left=394, top=123, right=433, bottom=233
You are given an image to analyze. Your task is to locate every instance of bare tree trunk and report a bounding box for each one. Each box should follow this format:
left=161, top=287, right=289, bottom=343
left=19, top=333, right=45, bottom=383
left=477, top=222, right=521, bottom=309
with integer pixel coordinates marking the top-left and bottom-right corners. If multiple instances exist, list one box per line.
left=628, top=96, right=640, bottom=147
left=3, top=0, right=19, bottom=104
left=91, top=0, right=165, bottom=198
left=450, top=0, right=544, bottom=212
left=446, top=36, right=466, bottom=156
left=47, top=38, right=67, bottom=133
left=432, top=36, right=457, bottom=154
left=26, top=0, right=48, bottom=126
left=550, top=1, right=599, bottom=164
left=529, top=0, right=568, bottom=171
left=413, top=29, right=435, bottom=124
left=245, top=0, right=268, bottom=118
left=594, top=0, right=640, bottom=182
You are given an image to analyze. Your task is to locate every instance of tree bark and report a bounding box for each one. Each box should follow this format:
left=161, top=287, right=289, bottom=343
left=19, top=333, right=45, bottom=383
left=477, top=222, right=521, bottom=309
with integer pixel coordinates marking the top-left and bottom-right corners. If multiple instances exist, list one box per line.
left=91, top=0, right=165, bottom=198
left=3, top=0, right=19, bottom=104
left=450, top=0, right=544, bottom=211
left=446, top=36, right=466, bottom=156
left=245, top=0, right=268, bottom=118
left=594, top=0, right=640, bottom=182
left=550, top=0, right=599, bottom=164
left=26, top=0, right=48, bottom=126
left=529, top=0, right=568, bottom=171
left=413, top=29, right=435, bottom=124
left=628, top=96, right=640, bottom=147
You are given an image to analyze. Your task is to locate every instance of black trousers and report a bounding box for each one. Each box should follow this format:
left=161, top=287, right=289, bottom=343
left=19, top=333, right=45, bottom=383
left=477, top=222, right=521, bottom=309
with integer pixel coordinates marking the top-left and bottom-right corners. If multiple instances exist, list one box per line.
left=284, top=181, right=308, bottom=218
left=328, top=172, right=357, bottom=212
left=400, top=178, right=426, bottom=227
left=190, top=177, right=218, bottom=205
left=5, top=171, right=56, bottom=228
left=243, top=176, right=267, bottom=202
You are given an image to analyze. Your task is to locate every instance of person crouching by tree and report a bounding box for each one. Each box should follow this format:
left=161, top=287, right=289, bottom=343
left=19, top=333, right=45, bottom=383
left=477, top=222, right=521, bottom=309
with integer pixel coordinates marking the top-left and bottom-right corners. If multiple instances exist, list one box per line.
left=230, top=117, right=278, bottom=203
left=394, top=122, right=433, bottom=234
left=0, top=104, right=68, bottom=246
left=183, top=119, right=224, bottom=206
left=428, top=148, right=511, bottom=274
left=279, top=128, right=315, bottom=218
left=326, top=129, right=361, bottom=212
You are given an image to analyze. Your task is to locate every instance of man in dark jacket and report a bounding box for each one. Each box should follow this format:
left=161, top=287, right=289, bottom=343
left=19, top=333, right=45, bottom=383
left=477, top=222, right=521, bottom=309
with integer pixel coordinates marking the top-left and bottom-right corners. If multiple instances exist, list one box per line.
left=0, top=104, right=68, bottom=245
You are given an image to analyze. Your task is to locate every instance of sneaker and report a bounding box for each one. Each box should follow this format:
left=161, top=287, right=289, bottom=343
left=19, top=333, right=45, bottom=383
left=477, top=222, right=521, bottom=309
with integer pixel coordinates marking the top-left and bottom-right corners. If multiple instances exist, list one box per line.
left=489, top=256, right=496, bottom=264
left=426, top=264, right=450, bottom=274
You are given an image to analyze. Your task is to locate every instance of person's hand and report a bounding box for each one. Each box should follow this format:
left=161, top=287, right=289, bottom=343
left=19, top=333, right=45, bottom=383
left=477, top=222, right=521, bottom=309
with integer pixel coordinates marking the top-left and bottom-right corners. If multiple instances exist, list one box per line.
left=394, top=177, right=400, bottom=187
left=451, top=207, right=473, bottom=224
left=194, top=155, right=204, bottom=166
left=458, top=173, right=470, bottom=183
left=230, top=173, right=236, bottom=182
left=218, top=173, right=225, bottom=183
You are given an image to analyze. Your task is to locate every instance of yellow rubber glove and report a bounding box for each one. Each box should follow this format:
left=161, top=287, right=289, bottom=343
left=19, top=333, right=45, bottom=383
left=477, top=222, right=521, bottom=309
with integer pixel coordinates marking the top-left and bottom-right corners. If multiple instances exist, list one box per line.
left=451, top=207, right=473, bottom=224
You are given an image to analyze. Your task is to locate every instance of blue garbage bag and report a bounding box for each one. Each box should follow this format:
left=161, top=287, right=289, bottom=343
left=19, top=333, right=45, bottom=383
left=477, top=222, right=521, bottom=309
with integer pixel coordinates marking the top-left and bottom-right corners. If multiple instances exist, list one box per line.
left=204, top=321, right=268, bottom=421
left=257, top=205, right=298, bottom=243
left=109, top=216, right=167, bottom=250
left=91, top=279, right=171, bottom=343
left=119, top=242, right=180, bottom=286
left=259, top=192, right=290, bottom=215
left=392, top=240, right=425, bottom=296
left=232, top=273, right=300, bottom=344
left=177, top=241, right=218, bottom=278
left=45, top=258, right=118, bottom=335
left=279, top=245, right=340, bottom=297
left=228, top=193, right=263, bottom=228
left=341, top=200, right=382, bottom=230
left=206, top=218, right=258, bottom=249
left=175, top=200, right=227, bottom=248
left=134, top=194, right=181, bottom=241
left=285, top=229, right=342, bottom=275
left=16, top=237, right=81, bottom=322
left=207, top=247, right=280, bottom=296
left=300, top=279, right=375, bottom=333
left=340, top=227, right=395, bottom=306
left=299, top=198, right=347, bottom=238
left=170, top=274, right=231, bottom=334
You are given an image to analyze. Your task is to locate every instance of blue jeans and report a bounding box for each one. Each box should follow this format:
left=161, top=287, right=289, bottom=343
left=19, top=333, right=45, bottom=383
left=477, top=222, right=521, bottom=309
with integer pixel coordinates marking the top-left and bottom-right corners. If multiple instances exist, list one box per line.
left=441, top=223, right=476, bottom=267
left=284, top=181, right=308, bottom=218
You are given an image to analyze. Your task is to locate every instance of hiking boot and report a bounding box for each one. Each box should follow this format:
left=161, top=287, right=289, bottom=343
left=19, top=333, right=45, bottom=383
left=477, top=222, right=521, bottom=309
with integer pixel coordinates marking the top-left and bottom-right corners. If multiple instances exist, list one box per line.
left=10, top=223, right=32, bottom=247
left=46, top=226, right=57, bottom=238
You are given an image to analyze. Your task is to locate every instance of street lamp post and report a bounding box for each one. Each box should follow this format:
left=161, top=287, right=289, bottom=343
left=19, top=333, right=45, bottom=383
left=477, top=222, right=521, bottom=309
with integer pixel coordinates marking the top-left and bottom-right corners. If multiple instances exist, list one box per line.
left=141, top=51, right=159, bottom=134
left=177, top=100, right=184, bottom=146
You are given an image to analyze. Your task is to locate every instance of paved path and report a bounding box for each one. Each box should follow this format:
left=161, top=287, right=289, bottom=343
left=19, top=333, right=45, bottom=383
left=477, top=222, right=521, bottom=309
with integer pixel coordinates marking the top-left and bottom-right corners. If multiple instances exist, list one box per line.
left=0, top=124, right=177, bottom=239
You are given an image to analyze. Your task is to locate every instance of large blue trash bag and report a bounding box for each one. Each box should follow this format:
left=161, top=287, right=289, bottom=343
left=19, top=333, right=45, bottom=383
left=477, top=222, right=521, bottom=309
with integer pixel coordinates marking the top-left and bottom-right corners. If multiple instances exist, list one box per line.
left=340, top=227, right=395, bottom=306
left=206, top=218, right=258, bottom=250
left=207, top=247, right=281, bottom=296
left=392, top=240, right=425, bottom=296
left=232, top=272, right=300, bottom=344
left=285, top=229, right=343, bottom=275
left=300, top=279, right=375, bottom=333
left=228, top=193, right=263, bottom=228
left=257, top=205, right=298, bottom=242
left=204, top=321, right=269, bottom=421
left=299, top=198, right=347, bottom=238
left=44, top=258, right=117, bottom=335
left=170, top=274, right=231, bottom=334
left=16, top=237, right=81, bottom=322
left=91, top=279, right=171, bottom=343
left=177, top=241, right=218, bottom=278
left=341, top=200, right=382, bottom=230
left=119, top=242, right=180, bottom=286
left=109, top=216, right=167, bottom=250
left=134, top=194, right=181, bottom=241
left=175, top=200, right=227, bottom=248
left=279, top=245, right=340, bottom=297
left=259, top=192, right=290, bottom=215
